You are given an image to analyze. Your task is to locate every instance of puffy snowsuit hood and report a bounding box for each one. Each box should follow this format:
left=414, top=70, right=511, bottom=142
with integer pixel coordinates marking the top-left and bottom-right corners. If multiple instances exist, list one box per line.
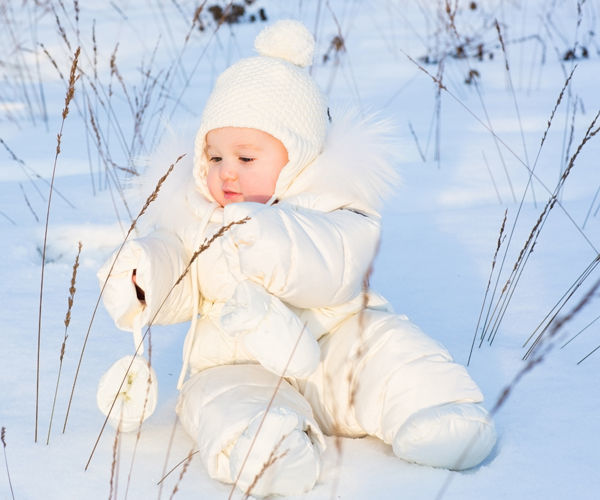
left=193, top=19, right=328, bottom=204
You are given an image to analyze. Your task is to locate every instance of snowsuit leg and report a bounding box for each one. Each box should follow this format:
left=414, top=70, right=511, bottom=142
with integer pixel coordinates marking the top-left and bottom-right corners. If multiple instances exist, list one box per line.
left=301, top=309, right=496, bottom=470
left=176, top=364, right=324, bottom=497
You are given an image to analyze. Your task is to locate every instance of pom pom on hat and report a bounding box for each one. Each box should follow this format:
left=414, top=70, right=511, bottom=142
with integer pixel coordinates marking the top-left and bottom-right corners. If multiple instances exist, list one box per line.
left=254, top=19, right=315, bottom=67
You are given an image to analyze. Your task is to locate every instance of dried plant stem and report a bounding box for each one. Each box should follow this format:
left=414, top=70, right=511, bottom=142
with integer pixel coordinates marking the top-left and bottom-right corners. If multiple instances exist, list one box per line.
left=479, top=67, right=577, bottom=347
left=108, top=415, right=122, bottom=500
left=156, top=414, right=182, bottom=497
left=2, top=428, right=15, bottom=500
left=1, top=135, right=74, bottom=209
left=495, top=19, right=535, bottom=205
left=63, top=155, right=184, bottom=434
left=19, top=182, right=40, bottom=222
left=329, top=256, right=376, bottom=500
left=486, top=112, right=600, bottom=346
left=0, top=211, right=16, bottom=225
left=36, top=46, right=80, bottom=443
left=243, top=435, right=289, bottom=499
left=561, top=313, right=600, bottom=350
left=47, top=242, right=82, bottom=445
left=523, top=255, right=600, bottom=359
left=437, top=275, right=600, bottom=500
left=578, top=344, right=600, bottom=364
left=169, top=448, right=194, bottom=499
left=494, top=275, right=600, bottom=414
left=124, top=332, right=154, bottom=500
left=399, top=48, right=595, bottom=254
left=85, top=217, right=250, bottom=471
left=157, top=449, right=201, bottom=487
left=408, top=121, right=426, bottom=161
left=468, top=210, right=507, bottom=365
left=482, top=151, right=503, bottom=204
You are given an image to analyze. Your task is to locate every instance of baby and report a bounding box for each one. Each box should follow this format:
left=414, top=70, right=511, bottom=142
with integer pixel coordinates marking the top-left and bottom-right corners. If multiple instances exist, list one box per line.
left=97, top=20, right=496, bottom=497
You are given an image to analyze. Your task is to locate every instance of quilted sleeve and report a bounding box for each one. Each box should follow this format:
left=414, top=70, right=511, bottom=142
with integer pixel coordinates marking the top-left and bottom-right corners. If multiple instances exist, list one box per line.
left=97, top=230, right=196, bottom=331
left=221, top=202, right=381, bottom=309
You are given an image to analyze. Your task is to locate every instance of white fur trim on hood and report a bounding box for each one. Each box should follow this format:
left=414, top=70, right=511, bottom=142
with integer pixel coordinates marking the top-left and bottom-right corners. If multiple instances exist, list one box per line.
left=133, top=109, right=400, bottom=232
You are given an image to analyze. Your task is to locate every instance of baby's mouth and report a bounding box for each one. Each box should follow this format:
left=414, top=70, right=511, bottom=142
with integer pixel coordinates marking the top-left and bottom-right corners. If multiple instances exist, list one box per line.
left=224, top=189, right=241, bottom=199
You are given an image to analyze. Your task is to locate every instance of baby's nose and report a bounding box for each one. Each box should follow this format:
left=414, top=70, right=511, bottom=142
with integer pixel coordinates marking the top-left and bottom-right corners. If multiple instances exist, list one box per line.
left=220, top=161, right=238, bottom=180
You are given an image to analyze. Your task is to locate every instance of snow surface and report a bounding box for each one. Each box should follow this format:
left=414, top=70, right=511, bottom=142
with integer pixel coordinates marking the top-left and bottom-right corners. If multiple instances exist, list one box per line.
left=1, top=1, right=599, bottom=499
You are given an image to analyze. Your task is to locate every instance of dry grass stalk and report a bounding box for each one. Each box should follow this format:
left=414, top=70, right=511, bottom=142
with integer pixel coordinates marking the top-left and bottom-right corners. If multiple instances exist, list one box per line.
left=85, top=216, right=250, bottom=471
left=328, top=247, right=378, bottom=500
left=468, top=209, right=507, bottom=365
left=494, top=274, right=600, bottom=413
left=243, top=434, right=289, bottom=500
left=523, top=254, right=600, bottom=360
left=46, top=241, right=82, bottom=445
left=561, top=312, right=600, bottom=350
left=408, top=121, right=426, bottom=162
left=108, top=414, right=122, bottom=500
left=156, top=414, right=183, bottom=497
left=399, top=46, right=574, bottom=212
left=2, top=427, right=16, bottom=500
left=36, top=45, right=80, bottom=443
left=19, top=182, right=40, bottom=222
left=0, top=137, right=26, bottom=166
left=0, top=136, right=67, bottom=206
left=482, top=151, right=503, bottom=204
left=64, top=154, right=184, bottom=435
left=437, top=274, right=600, bottom=500
left=485, top=111, right=600, bottom=346
left=157, top=448, right=201, bottom=488
left=0, top=211, right=16, bottom=225
left=123, top=331, right=154, bottom=500
left=169, top=448, right=194, bottom=500
left=51, top=4, right=72, bottom=51
left=476, top=68, right=577, bottom=346
left=227, top=323, right=308, bottom=500
left=494, top=19, right=535, bottom=204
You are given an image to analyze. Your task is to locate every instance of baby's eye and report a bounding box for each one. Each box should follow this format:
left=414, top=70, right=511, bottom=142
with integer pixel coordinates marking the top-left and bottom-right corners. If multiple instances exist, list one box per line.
left=239, top=157, right=255, bottom=163
left=208, top=156, right=222, bottom=163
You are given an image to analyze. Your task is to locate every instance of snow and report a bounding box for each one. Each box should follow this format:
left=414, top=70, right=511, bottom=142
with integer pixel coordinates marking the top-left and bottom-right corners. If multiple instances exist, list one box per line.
left=1, top=0, right=599, bottom=498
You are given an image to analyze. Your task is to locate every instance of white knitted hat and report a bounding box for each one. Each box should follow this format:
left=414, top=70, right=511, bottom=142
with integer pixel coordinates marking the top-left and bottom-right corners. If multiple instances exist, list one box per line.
left=193, top=19, right=329, bottom=202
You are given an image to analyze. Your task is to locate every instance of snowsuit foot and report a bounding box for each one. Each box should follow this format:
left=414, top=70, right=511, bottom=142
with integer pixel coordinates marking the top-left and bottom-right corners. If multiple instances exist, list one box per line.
left=300, top=309, right=495, bottom=469
left=176, top=364, right=324, bottom=497
left=392, top=402, right=496, bottom=470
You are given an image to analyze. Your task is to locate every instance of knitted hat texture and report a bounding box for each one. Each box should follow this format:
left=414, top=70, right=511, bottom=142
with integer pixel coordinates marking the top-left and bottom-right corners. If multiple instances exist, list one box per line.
left=193, top=19, right=329, bottom=202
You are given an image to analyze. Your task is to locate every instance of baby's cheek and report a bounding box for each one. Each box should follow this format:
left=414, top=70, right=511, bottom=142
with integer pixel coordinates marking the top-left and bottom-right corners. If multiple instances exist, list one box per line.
left=206, top=167, right=224, bottom=205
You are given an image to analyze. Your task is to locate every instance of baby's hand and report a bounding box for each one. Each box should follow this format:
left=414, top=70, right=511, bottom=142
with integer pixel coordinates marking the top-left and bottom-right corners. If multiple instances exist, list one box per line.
left=132, top=270, right=146, bottom=303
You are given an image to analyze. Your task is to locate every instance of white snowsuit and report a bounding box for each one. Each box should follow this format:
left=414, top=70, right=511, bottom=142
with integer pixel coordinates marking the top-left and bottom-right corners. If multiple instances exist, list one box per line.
left=98, top=114, right=496, bottom=496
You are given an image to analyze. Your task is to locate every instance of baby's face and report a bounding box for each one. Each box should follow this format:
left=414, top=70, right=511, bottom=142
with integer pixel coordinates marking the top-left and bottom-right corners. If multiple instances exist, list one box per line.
left=205, top=127, right=288, bottom=207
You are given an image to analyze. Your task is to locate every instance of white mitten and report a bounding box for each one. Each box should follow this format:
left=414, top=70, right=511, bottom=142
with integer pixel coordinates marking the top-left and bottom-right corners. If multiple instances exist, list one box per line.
left=221, top=280, right=320, bottom=378
left=96, top=355, right=158, bottom=432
